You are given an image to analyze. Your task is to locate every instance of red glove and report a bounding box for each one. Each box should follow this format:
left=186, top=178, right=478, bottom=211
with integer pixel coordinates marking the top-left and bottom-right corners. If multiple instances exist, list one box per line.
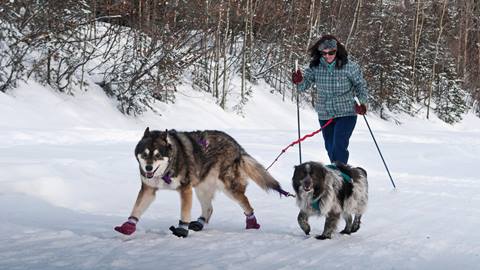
left=114, top=221, right=136, bottom=235
left=355, top=104, right=367, bottom=115
left=292, top=70, right=303, bottom=84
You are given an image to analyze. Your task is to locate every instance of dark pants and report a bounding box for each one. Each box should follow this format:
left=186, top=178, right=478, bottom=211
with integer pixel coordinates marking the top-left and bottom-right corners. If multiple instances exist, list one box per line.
left=319, top=115, right=357, bottom=164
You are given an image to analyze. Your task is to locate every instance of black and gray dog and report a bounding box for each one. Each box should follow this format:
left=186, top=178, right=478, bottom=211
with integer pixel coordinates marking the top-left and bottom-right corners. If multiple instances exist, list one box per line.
left=292, top=161, right=368, bottom=239
left=115, top=128, right=287, bottom=238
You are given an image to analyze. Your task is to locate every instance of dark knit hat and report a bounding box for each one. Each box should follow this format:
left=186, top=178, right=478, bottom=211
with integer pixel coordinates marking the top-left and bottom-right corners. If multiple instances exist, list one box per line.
left=318, top=39, right=337, bottom=51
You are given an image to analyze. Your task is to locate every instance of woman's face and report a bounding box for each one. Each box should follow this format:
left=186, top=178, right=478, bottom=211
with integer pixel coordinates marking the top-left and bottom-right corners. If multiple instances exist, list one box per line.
left=321, top=49, right=337, bottom=64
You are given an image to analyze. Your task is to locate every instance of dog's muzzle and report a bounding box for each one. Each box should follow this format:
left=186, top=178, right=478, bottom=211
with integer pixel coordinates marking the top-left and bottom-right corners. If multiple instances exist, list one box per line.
left=144, top=165, right=160, bottom=179
left=302, top=177, right=313, bottom=192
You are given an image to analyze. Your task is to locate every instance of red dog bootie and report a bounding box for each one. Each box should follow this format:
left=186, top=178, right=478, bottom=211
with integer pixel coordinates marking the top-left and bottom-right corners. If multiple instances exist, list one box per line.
left=245, top=212, right=260, bottom=229
left=114, top=216, right=138, bottom=235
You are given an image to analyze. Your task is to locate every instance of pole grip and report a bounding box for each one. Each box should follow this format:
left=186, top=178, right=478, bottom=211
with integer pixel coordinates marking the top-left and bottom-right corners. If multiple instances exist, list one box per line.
left=354, top=96, right=361, bottom=105
left=294, top=59, right=302, bottom=164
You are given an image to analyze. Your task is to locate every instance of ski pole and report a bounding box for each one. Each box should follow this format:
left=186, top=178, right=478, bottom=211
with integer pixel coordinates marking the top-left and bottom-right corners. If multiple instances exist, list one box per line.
left=355, top=97, right=396, bottom=188
left=295, top=60, right=302, bottom=164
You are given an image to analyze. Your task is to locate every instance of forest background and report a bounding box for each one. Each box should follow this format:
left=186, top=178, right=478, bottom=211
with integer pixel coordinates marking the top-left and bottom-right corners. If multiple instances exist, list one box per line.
left=1, top=0, right=479, bottom=123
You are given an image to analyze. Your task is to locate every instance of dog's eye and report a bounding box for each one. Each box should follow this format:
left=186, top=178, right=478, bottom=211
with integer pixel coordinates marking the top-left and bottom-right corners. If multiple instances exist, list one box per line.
left=154, top=153, right=162, bottom=159
left=159, top=148, right=169, bottom=156
left=293, top=170, right=306, bottom=180
left=141, top=153, right=148, bottom=159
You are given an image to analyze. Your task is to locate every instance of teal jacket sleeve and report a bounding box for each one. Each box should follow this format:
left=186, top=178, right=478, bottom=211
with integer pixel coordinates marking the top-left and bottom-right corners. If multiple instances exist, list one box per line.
left=348, top=62, right=369, bottom=104
left=297, top=67, right=315, bottom=92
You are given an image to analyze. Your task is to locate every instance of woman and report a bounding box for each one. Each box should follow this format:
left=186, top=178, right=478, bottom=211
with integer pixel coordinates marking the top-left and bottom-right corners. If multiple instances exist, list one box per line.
left=292, top=34, right=368, bottom=164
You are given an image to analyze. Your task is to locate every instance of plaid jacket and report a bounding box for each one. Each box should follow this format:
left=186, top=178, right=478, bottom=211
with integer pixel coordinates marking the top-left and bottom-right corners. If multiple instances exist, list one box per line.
left=297, top=58, right=368, bottom=120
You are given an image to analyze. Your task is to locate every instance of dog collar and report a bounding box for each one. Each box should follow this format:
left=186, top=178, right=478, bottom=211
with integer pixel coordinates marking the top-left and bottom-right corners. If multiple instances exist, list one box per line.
left=198, top=138, right=208, bottom=148
left=310, top=198, right=320, bottom=212
left=161, top=171, right=172, bottom=184
left=311, top=196, right=321, bottom=212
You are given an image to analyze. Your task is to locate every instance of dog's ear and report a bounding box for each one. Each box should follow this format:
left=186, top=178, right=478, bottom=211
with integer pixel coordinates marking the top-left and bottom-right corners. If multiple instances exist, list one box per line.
left=293, top=165, right=300, bottom=174
left=143, top=127, right=150, bottom=138
left=292, top=164, right=305, bottom=180
left=160, top=129, right=171, bottom=144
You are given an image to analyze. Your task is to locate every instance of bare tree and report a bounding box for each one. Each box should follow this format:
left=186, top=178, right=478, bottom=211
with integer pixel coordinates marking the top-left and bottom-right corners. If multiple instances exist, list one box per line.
left=345, top=0, right=363, bottom=48
left=410, top=0, right=425, bottom=102
left=426, top=0, right=448, bottom=119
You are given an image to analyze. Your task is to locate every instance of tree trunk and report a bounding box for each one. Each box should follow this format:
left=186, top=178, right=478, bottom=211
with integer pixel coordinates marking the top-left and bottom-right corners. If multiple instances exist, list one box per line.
left=214, top=2, right=223, bottom=100
left=221, top=0, right=230, bottom=109
left=306, top=0, right=316, bottom=52
left=411, top=0, right=425, bottom=102
left=346, top=0, right=362, bottom=49
left=462, top=0, right=472, bottom=80
left=241, top=0, right=250, bottom=103
left=427, top=0, right=448, bottom=119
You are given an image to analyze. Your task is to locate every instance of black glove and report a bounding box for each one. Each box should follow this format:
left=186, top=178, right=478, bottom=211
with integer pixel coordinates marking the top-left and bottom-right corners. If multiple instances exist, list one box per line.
left=188, top=217, right=206, bottom=231
left=169, top=220, right=189, bottom=238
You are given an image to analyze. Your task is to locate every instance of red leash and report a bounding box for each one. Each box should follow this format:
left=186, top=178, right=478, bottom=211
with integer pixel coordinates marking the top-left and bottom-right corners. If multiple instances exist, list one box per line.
left=266, top=118, right=334, bottom=171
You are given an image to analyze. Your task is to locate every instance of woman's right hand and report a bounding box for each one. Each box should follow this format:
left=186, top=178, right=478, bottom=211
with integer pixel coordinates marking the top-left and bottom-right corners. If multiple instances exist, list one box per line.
left=292, top=70, right=303, bottom=84
left=355, top=104, right=367, bottom=115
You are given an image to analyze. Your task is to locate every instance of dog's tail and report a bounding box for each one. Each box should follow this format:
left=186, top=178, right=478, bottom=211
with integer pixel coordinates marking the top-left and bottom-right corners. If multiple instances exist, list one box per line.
left=242, top=154, right=283, bottom=193
left=357, top=167, right=367, bottom=177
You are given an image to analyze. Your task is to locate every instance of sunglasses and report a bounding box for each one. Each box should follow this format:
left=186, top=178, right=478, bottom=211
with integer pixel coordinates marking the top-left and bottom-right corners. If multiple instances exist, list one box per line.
left=321, top=50, right=337, bottom=56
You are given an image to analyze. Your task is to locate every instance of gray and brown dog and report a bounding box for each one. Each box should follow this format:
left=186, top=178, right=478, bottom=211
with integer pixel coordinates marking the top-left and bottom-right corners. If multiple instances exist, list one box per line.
left=115, top=128, right=286, bottom=237
left=292, top=161, right=368, bottom=239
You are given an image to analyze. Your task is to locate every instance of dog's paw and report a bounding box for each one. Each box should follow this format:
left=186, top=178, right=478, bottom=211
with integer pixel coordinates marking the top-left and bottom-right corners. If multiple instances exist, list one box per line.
left=340, top=229, right=351, bottom=235
left=351, top=223, right=361, bottom=233
left=169, top=220, right=189, bottom=238
left=114, top=221, right=136, bottom=235
left=188, top=217, right=206, bottom=232
left=245, top=213, right=261, bottom=229
left=169, top=226, right=189, bottom=238
left=299, top=224, right=310, bottom=235
left=298, top=220, right=310, bottom=235
left=188, top=221, right=203, bottom=231
left=315, top=234, right=331, bottom=240
left=297, top=211, right=310, bottom=235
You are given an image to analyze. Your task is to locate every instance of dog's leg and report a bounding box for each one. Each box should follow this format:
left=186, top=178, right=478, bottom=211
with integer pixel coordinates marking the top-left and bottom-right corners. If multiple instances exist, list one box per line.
left=223, top=168, right=259, bottom=229
left=227, top=190, right=260, bottom=229
left=227, top=190, right=254, bottom=215
left=316, top=211, right=340, bottom=240
left=351, top=214, right=362, bottom=233
left=114, top=183, right=156, bottom=235
left=169, top=185, right=193, bottom=238
left=195, top=181, right=215, bottom=222
left=297, top=210, right=311, bottom=235
left=340, top=213, right=353, bottom=234
left=179, top=185, right=193, bottom=223
left=189, top=184, right=215, bottom=231
left=130, top=183, right=157, bottom=219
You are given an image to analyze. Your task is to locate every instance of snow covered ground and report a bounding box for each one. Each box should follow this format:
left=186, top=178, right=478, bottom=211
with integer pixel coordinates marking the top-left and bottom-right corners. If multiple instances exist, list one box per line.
left=1, top=80, right=480, bottom=270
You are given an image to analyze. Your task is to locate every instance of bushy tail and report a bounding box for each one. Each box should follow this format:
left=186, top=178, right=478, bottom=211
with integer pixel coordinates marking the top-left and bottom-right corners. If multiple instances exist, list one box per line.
left=334, top=161, right=367, bottom=179
left=242, top=155, right=282, bottom=192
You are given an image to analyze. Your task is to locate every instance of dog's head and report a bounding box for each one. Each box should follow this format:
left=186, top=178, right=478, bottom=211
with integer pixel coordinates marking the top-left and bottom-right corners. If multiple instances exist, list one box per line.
left=135, top=127, right=172, bottom=179
left=292, top=162, right=327, bottom=196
